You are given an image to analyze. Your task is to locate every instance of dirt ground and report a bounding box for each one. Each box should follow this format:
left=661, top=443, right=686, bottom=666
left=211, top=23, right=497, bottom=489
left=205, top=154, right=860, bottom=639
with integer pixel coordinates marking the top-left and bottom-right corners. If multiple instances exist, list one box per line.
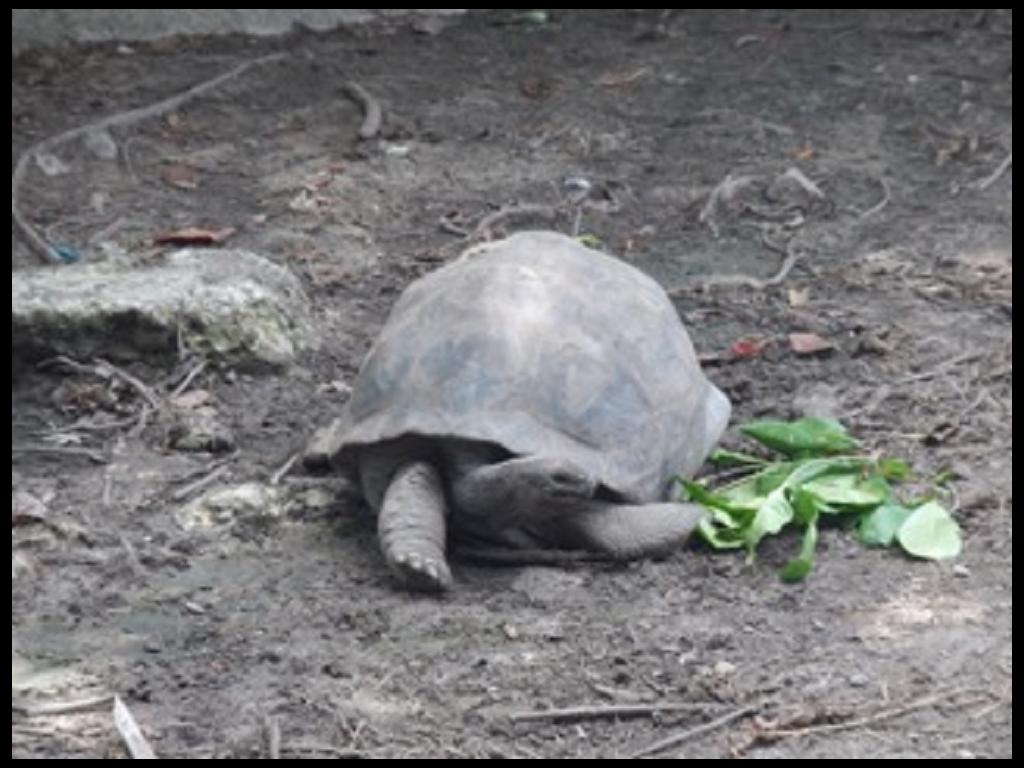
left=11, top=10, right=1012, bottom=759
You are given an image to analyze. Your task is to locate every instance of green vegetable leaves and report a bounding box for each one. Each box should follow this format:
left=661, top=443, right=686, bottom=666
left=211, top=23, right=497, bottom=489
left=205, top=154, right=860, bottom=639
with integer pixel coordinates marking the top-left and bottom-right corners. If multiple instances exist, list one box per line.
left=739, top=418, right=859, bottom=458
left=683, top=419, right=962, bottom=582
left=897, top=501, right=962, bottom=560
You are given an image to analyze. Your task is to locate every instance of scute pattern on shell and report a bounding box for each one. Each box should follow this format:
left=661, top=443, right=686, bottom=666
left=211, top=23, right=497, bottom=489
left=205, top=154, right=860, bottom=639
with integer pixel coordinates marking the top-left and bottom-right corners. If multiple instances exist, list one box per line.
left=337, top=231, right=730, bottom=505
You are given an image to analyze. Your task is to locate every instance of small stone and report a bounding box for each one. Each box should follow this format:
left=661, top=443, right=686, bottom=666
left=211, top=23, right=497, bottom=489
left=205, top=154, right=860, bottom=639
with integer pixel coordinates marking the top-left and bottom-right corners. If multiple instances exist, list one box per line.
left=848, top=672, right=870, bottom=687
left=713, top=660, right=737, bottom=677
left=84, top=129, right=119, bottom=161
left=176, top=482, right=283, bottom=530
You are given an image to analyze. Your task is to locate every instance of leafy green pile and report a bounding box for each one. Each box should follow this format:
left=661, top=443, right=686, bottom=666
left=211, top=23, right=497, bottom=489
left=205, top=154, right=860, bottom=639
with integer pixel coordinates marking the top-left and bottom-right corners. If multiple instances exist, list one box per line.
left=681, top=418, right=962, bottom=582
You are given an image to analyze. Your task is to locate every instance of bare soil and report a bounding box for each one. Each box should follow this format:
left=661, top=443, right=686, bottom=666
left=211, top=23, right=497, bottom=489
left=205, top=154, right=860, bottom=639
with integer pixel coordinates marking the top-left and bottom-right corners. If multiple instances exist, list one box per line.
left=12, top=10, right=1012, bottom=758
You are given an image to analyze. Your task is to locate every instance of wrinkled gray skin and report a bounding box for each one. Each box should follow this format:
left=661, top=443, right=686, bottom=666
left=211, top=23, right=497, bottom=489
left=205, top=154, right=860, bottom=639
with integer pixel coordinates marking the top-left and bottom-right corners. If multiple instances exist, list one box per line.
left=334, top=231, right=731, bottom=591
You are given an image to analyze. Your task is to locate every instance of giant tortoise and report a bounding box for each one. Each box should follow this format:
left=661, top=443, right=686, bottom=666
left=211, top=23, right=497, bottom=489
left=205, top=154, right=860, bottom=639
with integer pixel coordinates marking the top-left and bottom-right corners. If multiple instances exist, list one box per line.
left=332, top=231, right=730, bottom=591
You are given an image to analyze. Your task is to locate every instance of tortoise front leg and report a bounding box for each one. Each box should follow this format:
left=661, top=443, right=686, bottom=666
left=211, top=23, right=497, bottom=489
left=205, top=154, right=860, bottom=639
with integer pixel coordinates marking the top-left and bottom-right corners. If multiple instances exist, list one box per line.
left=378, top=461, right=452, bottom=592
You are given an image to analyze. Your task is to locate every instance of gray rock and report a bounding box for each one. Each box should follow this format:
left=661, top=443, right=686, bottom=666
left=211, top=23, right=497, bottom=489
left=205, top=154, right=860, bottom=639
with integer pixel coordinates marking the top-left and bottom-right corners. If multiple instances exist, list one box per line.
left=12, top=249, right=315, bottom=371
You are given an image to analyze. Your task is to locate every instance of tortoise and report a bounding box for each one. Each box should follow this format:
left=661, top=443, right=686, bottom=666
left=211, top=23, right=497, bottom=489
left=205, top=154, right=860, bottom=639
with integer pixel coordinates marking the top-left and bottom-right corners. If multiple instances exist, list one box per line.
left=332, top=231, right=730, bottom=591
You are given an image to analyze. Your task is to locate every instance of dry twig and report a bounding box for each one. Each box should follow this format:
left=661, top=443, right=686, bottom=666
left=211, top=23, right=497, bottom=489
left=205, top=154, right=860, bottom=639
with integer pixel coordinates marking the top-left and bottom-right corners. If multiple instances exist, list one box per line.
left=974, top=152, right=1012, bottom=191
left=511, top=701, right=730, bottom=724
left=13, top=54, right=286, bottom=264
left=342, top=80, right=382, bottom=140
left=629, top=704, right=761, bottom=758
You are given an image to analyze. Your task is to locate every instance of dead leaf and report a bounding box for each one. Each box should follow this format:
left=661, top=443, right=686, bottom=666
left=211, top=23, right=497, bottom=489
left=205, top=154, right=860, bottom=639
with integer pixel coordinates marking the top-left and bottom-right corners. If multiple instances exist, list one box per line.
left=789, top=332, right=833, bottom=355
left=734, top=34, right=765, bottom=48
left=959, top=248, right=1012, bottom=280
left=729, top=338, right=768, bottom=360
left=923, top=420, right=959, bottom=446
left=41, top=432, right=85, bottom=447
left=160, top=162, right=199, bottom=190
left=52, top=381, right=112, bottom=414
left=153, top=227, right=236, bottom=246
left=595, top=67, right=652, bottom=87
left=34, top=152, right=71, bottom=176
left=787, top=287, right=810, bottom=308
left=301, top=163, right=346, bottom=191
left=12, top=490, right=48, bottom=527
left=170, top=389, right=212, bottom=410
left=317, top=380, right=353, bottom=398
left=308, top=264, right=352, bottom=288
left=520, top=75, right=556, bottom=100
left=12, top=550, right=37, bottom=580
left=935, top=136, right=969, bottom=167
left=288, top=189, right=328, bottom=212
left=855, top=331, right=893, bottom=356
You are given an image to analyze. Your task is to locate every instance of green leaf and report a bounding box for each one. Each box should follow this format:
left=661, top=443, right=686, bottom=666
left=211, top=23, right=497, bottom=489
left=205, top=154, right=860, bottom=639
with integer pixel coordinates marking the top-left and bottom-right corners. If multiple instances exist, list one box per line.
left=878, top=457, right=911, bottom=481
left=716, top=477, right=768, bottom=513
left=779, top=456, right=873, bottom=488
left=739, top=418, right=859, bottom=458
left=706, top=506, right=744, bottom=529
left=897, top=501, right=962, bottom=560
left=708, top=448, right=770, bottom=467
left=679, top=480, right=750, bottom=517
left=858, top=502, right=913, bottom=547
left=683, top=416, right=961, bottom=580
left=780, top=520, right=819, bottom=583
left=745, top=490, right=794, bottom=552
left=708, top=450, right=770, bottom=468
left=697, top=517, right=746, bottom=550
left=754, top=462, right=797, bottom=494
left=735, top=457, right=871, bottom=555
left=801, top=473, right=890, bottom=509
left=790, top=486, right=822, bottom=525
left=513, top=9, right=549, bottom=25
